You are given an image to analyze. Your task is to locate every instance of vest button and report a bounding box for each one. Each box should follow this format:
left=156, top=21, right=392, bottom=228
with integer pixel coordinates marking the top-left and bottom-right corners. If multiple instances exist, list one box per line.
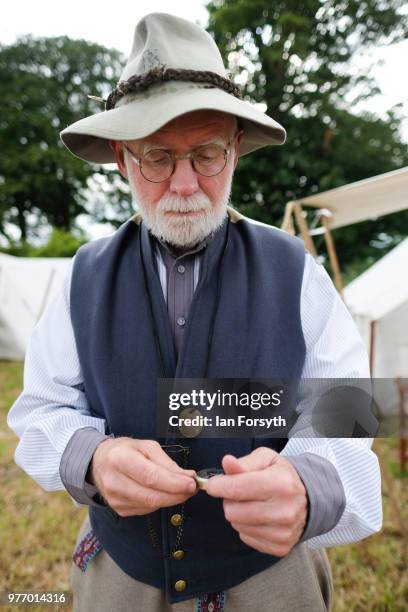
left=174, top=579, right=187, bottom=592
left=170, top=513, right=183, bottom=527
left=177, top=264, right=185, bottom=274
left=172, top=549, right=185, bottom=560
left=177, top=316, right=186, bottom=327
left=178, top=407, right=203, bottom=438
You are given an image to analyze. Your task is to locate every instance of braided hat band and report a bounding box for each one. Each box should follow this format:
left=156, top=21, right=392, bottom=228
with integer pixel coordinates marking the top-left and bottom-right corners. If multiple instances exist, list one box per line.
left=104, top=67, right=243, bottom=111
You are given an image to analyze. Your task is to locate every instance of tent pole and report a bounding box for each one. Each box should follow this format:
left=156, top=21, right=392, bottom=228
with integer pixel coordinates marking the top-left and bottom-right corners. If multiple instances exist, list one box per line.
left=396, top=377, right=407, bottom=472
left=292, top=203, right=317, bottom=257
left=281, top=202, right=296, bottom=234
left=320, top=215, right=343, bottom=295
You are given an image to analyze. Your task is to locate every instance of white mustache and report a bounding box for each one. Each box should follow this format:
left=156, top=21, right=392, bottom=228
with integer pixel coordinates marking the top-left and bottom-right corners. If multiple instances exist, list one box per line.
left=155, top=193, right=212, bottom=214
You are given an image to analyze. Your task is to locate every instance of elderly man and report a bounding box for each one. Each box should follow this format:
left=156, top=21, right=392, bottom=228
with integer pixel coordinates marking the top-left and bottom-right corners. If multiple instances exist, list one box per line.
left=8, top=12, right=381, bottom=612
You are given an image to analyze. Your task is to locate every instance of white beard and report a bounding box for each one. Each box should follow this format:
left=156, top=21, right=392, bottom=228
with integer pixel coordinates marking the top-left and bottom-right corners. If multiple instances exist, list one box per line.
left=130, top=185, right=231, bottom=249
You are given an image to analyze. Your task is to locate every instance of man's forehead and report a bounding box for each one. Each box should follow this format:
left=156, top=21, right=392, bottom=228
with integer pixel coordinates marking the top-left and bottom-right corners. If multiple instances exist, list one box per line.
left=125, top=111, right=236, bottom=151
left=158, top=110, right=234, bottom=133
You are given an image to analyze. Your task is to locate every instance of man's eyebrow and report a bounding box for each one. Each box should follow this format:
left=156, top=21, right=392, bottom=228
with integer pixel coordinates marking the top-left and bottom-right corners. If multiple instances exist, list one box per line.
left=138, top=141, right=166, bottom=155
left=140, top=136, right=228, bottom=155
left=198, top=137, right=228, bottom=147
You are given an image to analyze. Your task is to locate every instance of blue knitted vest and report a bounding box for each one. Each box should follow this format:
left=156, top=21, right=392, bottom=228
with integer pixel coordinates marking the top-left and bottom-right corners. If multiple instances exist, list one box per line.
left=70, top=209, right=306, bottom=603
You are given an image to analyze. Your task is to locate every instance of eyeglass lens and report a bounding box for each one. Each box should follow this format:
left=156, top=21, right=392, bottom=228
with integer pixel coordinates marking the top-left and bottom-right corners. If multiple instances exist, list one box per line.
left=140, top=144, right=227, bottom=182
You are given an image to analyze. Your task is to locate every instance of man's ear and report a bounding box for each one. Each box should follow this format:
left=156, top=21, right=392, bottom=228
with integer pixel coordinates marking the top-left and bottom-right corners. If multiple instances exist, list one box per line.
left=109, top=139, right=128, bottom=179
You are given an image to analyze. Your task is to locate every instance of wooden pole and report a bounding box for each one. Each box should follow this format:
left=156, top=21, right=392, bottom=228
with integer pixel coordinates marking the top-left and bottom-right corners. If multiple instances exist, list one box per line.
left=396, top=377, right=407, bottom=472
left=281, top=202, right=296, bottom=234
left=320, top=215, right=343, bottom=295
left=281, top=202, right=344, bottom=296
left=292, top=203, right=317, bottom=257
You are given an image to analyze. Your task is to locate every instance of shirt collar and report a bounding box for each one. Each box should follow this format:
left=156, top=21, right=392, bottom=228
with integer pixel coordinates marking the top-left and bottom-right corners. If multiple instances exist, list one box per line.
left=151, top=215, right=227, bottom=261
left=155, top=235, right=208, bottom=259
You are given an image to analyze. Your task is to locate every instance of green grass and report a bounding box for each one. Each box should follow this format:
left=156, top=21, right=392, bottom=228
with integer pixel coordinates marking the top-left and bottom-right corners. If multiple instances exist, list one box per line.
left=1, top=361, right=407, bottom=611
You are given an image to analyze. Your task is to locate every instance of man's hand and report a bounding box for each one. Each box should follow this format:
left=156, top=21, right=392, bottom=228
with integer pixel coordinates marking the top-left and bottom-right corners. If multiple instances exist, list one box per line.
left=89, top=438, right=197, bottom=517
left=205, top=447, right=307, bottom=557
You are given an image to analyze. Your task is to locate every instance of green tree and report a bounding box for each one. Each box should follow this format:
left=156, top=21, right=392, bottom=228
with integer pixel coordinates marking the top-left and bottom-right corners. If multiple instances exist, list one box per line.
left=1, top=228, right=87, bottom=258
left=206, top=0, right=408, bottom=273
left=0, top=36, right=131, bottom=245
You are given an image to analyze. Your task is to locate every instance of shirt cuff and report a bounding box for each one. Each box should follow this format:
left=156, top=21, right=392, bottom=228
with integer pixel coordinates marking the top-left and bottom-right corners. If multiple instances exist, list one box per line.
left=286, top=453, right=346, bottom=542
left=59, top=426, right=114, bottom=507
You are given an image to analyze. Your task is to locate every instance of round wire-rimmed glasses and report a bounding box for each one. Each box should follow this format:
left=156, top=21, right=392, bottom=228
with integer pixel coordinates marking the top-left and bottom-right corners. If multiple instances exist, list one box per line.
left=123, top=139, right=233, bottom=183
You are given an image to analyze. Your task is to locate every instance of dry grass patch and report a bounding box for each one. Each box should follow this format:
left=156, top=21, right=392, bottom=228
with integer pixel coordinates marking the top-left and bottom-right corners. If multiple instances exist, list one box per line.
left=1, top=361, right=407, bottom=611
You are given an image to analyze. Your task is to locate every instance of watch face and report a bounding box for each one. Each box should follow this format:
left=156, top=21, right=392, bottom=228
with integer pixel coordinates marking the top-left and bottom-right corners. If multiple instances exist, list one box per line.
left=197, top=468, right=225, bottom=479
left=194, top=468, right=224, bottom=491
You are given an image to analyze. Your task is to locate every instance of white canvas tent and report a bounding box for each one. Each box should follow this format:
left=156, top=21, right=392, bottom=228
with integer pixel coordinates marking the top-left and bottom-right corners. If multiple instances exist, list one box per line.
left=281, top=166, right=408, bottom=292
left=343, top=239, right=408, bottom=413
left=282, top=167, right=408, bottom=418
left=344, top=238, right=408, bottom=378
left=0, top=253, right=71, bottom=360
left=294, top=166, right=408, bottom=230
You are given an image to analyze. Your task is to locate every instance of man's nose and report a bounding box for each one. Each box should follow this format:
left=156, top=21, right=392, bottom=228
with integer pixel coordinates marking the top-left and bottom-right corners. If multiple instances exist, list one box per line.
left=168, top=158, right=200, bottom=197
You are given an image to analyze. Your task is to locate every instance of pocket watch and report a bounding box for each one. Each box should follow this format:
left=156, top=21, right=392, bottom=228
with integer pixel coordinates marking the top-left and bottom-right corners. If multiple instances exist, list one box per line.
left=194, top=468, right=224, bottom=491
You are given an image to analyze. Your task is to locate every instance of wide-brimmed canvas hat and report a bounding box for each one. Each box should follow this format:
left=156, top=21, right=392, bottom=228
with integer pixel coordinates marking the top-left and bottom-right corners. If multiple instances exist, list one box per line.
left=60, top=12, right=286, bottom=164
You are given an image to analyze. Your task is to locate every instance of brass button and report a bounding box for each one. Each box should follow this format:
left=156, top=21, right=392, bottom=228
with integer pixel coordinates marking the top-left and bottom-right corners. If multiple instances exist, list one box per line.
left=170, top=513, right=183, bottom=527
left=178, top=407, right=203, bottom=438
left=172, top=549, right=185, bottom=560
left=174, top=579, right=187, bottom=592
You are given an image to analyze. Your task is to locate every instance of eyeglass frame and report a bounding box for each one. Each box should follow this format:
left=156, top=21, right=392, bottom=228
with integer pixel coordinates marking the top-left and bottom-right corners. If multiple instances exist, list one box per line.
left=122, top=130, right=241, bottom=183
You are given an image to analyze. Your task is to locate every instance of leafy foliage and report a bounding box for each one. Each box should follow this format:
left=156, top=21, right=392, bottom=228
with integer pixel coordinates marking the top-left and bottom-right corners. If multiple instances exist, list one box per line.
left=206, top=0, right=408, bottom=272
left=0, top=228, right=87, bottom=258
left=0, top=36, right=130, bottom=244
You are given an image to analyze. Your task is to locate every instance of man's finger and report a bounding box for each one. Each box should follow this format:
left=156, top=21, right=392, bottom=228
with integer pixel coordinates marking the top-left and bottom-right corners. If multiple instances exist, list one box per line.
left=121, top=452, right=197, bottom=495
left=237, top=531, right=288, bottom=557
left=224, top=447, right=279, bottom=473
left=222, top=454, right=246, bottom=475
left=141, top=442, right=196, bottom=476
left=206, top=469, right=275, bottom=501
left=154, top=453, right=197, bottom=477
left=108, top=472, right=196, bottom=512
left=223, top=499, right=280, bottom=526
left=229, top=522, right=290, bottom=545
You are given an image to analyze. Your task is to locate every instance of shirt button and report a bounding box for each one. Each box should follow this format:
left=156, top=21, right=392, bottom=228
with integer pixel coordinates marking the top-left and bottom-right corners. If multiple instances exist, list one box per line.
left=172, top=549, right=185, bottom=560
left=177, top=264, right=185, bottom=274
left=177, top=316, right=186, bottom=327
left=170, top=513, right=183, bottom=527
left=174, top=579, right=187, bottom=592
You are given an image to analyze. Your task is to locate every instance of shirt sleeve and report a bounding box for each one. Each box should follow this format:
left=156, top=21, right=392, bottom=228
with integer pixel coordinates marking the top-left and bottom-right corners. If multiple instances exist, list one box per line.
left=6, top=258, right=109, bottom=506
left=59, top=426, right=113, bottom=507
left=282, top=253, right=382, bottom=547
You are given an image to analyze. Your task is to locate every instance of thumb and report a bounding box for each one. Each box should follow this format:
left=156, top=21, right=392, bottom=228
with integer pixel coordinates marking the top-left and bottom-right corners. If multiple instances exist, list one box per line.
left=224, top=447, right=280, bottom=474
left=222, top=454, right=247, bottom=475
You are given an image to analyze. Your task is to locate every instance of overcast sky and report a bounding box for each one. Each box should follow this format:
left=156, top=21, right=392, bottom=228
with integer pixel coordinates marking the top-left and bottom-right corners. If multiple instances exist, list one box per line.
left=0, top=1, right=208, bottom=50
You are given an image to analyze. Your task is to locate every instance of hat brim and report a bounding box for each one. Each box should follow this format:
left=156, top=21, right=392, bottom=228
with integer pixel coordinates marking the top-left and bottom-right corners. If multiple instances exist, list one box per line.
left=60, top=82, right=286, bottom=164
